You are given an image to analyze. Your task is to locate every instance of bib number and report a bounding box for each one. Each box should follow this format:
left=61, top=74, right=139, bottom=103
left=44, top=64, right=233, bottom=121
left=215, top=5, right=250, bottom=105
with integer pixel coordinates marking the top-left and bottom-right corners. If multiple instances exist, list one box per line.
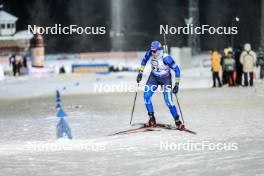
left=152, top=66, right=160, bottom=72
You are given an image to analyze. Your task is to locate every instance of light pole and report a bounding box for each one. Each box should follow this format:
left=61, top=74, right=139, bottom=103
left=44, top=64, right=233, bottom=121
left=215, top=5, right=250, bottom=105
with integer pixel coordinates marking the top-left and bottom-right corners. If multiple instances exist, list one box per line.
left=231, top=17, right=240, bottom=49
left=188, top=0, right=200, bottom=55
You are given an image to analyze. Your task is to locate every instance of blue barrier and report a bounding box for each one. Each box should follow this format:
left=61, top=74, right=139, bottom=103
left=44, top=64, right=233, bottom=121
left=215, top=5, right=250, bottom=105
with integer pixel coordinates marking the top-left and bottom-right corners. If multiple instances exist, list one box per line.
left=55, top=90, right=72, bottom=139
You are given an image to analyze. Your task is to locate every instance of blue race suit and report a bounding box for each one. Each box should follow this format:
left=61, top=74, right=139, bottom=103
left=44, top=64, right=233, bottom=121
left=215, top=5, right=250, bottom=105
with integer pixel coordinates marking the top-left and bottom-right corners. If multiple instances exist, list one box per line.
left=139, top=49, right=180, bottom=120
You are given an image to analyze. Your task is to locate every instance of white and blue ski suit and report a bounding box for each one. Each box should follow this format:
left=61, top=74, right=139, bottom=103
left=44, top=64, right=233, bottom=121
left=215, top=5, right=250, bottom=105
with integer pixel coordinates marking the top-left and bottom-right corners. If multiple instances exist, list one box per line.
left=139, top=49, right=180, bottom=120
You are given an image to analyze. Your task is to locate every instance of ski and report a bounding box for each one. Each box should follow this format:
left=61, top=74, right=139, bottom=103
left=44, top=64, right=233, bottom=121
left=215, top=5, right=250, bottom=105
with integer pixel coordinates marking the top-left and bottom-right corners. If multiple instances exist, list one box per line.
left=132, top=123, right=197, bottom=135
left=109, top=123, right=197, bottom=136
left=109, top=125, right=161, bottom=136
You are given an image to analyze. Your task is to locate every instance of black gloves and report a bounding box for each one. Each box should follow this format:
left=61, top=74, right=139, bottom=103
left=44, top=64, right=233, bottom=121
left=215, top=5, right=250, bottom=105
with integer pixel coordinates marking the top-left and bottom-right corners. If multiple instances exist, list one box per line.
left=173, top=84, right=179, bottom=94
left=137, top=72, right=143, bottom=83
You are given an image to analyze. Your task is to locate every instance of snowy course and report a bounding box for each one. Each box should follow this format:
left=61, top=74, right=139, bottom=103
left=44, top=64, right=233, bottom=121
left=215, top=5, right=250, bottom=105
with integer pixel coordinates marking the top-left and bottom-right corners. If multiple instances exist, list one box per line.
left=0, top=71, right=263, bottom=176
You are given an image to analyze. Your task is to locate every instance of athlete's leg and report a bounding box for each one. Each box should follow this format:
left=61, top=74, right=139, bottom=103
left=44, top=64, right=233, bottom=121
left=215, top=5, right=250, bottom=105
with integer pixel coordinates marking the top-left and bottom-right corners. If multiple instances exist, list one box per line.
left=144, top=85, right=158, bottom=113
left=159, top=75, right=179, bottom=121
left=144, top=73, right=158, bottom=113
left=163, top=85, right=179, bottom=120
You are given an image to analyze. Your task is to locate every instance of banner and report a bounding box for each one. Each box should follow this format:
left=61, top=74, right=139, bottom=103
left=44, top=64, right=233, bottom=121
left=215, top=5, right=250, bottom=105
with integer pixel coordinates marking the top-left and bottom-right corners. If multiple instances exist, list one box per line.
left=72, top=63, right=109, bottom=74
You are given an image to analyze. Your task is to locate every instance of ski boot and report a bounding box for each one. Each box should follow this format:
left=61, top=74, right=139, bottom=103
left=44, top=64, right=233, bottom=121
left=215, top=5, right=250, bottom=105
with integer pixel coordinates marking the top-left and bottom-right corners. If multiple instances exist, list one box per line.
left=175, top=117, right=185, bottom=130
left=148, top=112, right=156, bottom=127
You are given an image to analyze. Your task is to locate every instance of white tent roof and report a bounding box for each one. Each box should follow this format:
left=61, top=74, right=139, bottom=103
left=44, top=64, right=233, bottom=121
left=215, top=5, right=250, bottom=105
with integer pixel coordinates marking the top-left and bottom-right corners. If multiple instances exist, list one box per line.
left=0, top=30, right=33, bottom=40
left=0, top=10, right=18, bottom=23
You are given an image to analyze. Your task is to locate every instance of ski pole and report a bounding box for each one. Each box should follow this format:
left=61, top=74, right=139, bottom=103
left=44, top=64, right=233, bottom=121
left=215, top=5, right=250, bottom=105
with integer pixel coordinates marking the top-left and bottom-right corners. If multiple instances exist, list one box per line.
left=163, top=33, right=168, bottom=53
left=163, top=31, right=186, bottom=125
left=174, top=94, right=185, bottom=124
left=130, top=83, right=139, bottom=125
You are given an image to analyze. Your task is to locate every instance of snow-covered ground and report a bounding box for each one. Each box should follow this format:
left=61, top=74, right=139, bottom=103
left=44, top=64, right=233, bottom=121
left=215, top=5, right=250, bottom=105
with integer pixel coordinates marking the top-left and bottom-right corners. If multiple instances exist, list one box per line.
left=0, top=70, right=264, bottom=176
left=0, top=67, right=212, bottom=100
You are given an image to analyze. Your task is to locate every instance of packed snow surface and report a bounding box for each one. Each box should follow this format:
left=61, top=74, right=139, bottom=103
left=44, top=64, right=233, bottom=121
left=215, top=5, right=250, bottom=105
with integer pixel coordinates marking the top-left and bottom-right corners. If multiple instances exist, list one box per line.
left=0, top=71, right=263, bottom=176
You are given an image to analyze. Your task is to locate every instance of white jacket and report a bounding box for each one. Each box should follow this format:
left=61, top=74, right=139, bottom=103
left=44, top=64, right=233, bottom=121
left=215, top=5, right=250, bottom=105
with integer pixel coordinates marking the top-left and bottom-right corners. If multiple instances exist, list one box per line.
left=240, top=43, right=256, bottom=72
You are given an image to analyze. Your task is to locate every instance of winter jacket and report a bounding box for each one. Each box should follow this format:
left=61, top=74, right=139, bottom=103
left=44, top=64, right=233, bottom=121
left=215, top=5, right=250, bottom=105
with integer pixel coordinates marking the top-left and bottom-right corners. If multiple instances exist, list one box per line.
left=211, top=51, right=221, bottom=72
left=223, top=57, right=235, bottom=72
left=240, top=43, right=256, bottom=72
left=258, top=57, right=264, bottom=67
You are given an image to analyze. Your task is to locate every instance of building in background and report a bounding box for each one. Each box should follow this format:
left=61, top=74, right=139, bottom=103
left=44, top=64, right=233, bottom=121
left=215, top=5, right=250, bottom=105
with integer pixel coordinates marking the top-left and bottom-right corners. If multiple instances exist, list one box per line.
left=0, top=7, right=32, bottom=56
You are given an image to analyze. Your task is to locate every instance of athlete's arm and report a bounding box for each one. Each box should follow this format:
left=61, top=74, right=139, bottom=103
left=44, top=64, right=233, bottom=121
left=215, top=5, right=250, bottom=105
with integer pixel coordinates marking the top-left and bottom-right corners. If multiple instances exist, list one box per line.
left=139, top=50, right=151, bottom=73
left=137, top=50, right=151, bottom=83
left=163, top=55, right=180, bottom=86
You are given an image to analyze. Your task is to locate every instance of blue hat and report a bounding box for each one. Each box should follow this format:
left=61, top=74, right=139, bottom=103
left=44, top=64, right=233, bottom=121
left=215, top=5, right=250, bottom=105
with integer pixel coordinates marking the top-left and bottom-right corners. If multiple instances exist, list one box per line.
left=150, top=41, right=162, bottom=51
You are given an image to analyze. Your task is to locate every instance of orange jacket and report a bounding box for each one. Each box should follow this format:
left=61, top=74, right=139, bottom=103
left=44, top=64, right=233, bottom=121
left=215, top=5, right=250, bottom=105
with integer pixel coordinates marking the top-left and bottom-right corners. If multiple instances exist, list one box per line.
left=211, top=51, right=221, bottom=72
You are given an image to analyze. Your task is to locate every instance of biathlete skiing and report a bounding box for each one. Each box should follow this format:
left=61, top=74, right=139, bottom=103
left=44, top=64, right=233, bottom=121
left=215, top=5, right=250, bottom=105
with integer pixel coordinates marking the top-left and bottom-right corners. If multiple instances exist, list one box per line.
left=136, top=41, right=185, bottom=130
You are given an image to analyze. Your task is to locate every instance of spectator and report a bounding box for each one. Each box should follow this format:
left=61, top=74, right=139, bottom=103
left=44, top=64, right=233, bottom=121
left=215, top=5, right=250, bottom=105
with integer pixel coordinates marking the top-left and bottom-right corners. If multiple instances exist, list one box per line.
left=257, top=48, right=264, bottom=79
left=23, top=55, right=28, bottom=68
left=16, top=56, right=23, bottom=76
left=210, top=49, right=222, bottom=87
left=9, top=54, right=17, bottom=76
left=240, top=43, right=257, bottom=86
left=19, top=57, right=28, bottom=76
left=221, top=48, right=230, bottom=85
left=59, top=66, right=66, bottom=74
left=223, top=51, right=235, bottom=86
left=234, top=46, right=243, bottom=86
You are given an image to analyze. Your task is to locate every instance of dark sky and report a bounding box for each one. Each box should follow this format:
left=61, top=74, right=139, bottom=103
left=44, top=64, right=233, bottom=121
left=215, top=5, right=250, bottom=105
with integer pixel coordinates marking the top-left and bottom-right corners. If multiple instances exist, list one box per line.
left=2, top=0, right=262, bottom=53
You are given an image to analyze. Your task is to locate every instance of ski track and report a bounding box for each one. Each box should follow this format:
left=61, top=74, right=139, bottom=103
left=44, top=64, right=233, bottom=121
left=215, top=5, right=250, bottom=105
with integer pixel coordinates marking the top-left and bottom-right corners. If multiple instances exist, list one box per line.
left=0, top=82, right=264, bottom=175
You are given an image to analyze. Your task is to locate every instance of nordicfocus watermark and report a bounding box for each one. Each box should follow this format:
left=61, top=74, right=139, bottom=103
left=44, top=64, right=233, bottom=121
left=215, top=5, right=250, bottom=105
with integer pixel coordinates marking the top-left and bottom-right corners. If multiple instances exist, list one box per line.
left=160, top=24, right=238, bottom=35
left=93, top=82, right=172, bottom=93
left=26, top=141, right=106, bottom=152
left=28, top=24, right=106, bottom=35
left=160, top=140, right=238, bottom=152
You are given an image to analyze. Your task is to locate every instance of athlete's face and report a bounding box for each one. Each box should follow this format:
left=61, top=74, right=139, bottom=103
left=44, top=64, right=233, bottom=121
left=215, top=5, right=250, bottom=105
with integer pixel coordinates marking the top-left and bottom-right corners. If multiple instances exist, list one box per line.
left=151, top=50, right=158, bottom=57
